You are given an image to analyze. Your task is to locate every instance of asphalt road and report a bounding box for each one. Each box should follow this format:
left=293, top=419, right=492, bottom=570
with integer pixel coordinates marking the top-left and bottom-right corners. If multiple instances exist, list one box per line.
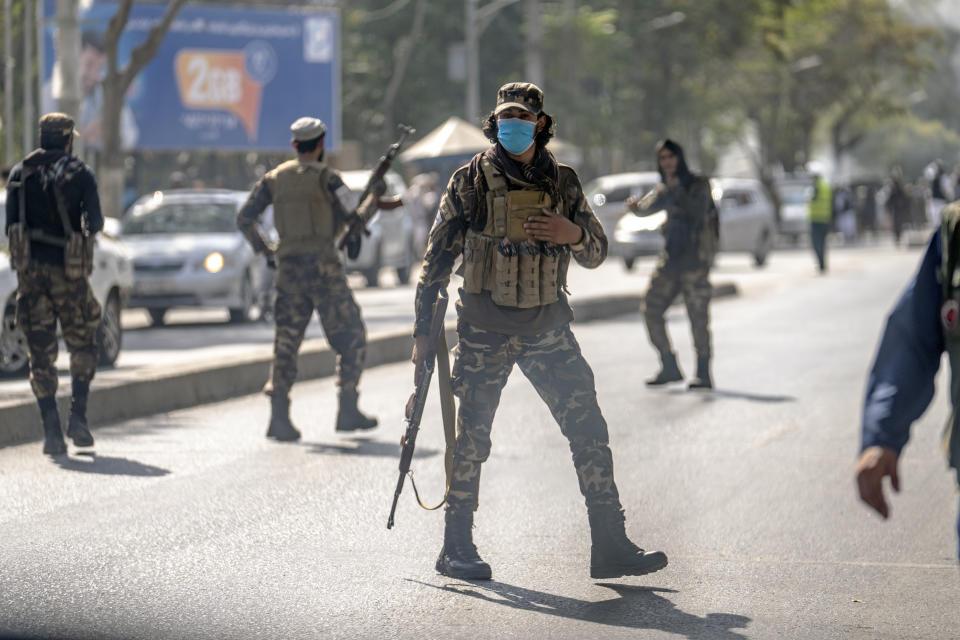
left=1, top=241, right=958, bottom=639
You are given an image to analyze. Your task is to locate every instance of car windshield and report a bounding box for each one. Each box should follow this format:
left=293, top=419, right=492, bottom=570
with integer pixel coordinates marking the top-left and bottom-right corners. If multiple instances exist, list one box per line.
left=123, top=202, right=238, bottom=235
left=779, top=185, right=812, bottom=205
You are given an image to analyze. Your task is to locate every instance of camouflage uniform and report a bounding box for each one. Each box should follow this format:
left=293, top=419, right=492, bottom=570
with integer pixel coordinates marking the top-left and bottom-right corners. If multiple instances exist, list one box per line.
left=415, top=147, right=618, bottom=514
left=635, top=177, right=717, bottom=362
left=237, top=165, right=365, bottom=397
left=5, top=113, right=103, bottom=454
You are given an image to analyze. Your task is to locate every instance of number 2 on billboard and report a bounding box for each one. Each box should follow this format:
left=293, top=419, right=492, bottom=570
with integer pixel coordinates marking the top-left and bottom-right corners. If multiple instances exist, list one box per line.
left=186, top=56, right=242, bottom=105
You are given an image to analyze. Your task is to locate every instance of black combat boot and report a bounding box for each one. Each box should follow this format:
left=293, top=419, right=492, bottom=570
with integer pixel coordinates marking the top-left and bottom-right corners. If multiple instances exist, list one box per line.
left=645, top=351, right=683, bottom=386
left=588, top=507, right=668, bottom=579
left=266, top=395, right=301, bottom=442
left=688, top=356, right=713, bottom=390
left=39, top=400, right=66, bottom=456
left=335, top=388, right=378, bottom=432
left=436, top=510, right=492, bottom=580
left=66, top=381, right=94, bottom=447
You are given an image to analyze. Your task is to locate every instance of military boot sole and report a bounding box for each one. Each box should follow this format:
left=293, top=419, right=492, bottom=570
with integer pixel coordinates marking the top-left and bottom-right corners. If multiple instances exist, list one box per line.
left=435, top=554, right=492, bottom=581
left=687, top=380, right=713, bottom=390
left=590, top=551, right=668, bottom=579
left=67, top=425, right=94, bottom=447
left=645, top=373, right=683, bottom=386
left=266, top=422, right=301, bottom=442
left=335, top=417, right=378, bottom=433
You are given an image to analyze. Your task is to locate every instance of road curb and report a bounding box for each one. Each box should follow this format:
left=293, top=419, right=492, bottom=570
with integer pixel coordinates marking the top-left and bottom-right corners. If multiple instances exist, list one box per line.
left=0, top=282, right=738, bottom=448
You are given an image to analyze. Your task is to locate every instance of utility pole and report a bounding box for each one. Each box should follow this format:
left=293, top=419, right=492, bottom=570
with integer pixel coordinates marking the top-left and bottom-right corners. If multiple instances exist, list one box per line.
left=55, top=0, right=82, bottom=120
left=4, top=0, right=14, bottom=165
left=524, top=0, right=543, bottom=89
left=23, top=0, right=34, bottom=152
left=465, top=0, right=522, bottom=123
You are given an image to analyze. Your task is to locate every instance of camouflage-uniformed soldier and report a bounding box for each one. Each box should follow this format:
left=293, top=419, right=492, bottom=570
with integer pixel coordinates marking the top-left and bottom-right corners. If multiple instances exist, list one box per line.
left=412, top=82, right=668, bottom=580
left=4, top=113, right=102, bottom=455
left=237, top=117, right=377, bottom=440
left=627, top=139, right=718, bottom=389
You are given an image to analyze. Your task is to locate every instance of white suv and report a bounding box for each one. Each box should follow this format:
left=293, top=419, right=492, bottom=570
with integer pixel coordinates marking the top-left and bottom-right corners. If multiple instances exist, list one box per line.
left=0, top=189, right=133, bottom=376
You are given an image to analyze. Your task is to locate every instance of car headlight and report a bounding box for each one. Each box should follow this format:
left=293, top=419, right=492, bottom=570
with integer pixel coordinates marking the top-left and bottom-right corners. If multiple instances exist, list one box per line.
left=616, top=210, right=667, bottom=233
left=203, top=252, right=225, bottom=274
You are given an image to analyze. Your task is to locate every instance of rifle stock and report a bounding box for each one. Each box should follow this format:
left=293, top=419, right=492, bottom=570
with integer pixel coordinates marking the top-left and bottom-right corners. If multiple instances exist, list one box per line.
left=387, top=290, right=448, bottom=529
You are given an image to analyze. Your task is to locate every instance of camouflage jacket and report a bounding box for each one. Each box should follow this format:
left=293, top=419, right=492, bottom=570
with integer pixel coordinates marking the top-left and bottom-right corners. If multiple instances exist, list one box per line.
left=413, top=152, right=607, bottom=336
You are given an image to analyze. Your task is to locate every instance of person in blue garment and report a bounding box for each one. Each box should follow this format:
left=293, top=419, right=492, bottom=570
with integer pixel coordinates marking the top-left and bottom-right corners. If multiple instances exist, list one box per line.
left=858, top=200, right=960, bottom=558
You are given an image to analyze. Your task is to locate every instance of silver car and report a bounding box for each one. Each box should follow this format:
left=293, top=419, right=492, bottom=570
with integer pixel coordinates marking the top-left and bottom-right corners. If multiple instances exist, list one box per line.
left=612, top=177, right=777, bottom=268
left=338, top=170, right=419, bottom=287
left=121, top=189, right=269, bottom=326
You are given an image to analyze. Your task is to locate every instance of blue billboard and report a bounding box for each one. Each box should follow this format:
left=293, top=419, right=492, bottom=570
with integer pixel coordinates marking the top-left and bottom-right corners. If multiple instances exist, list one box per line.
left=41, top=2, right=340, bottom=151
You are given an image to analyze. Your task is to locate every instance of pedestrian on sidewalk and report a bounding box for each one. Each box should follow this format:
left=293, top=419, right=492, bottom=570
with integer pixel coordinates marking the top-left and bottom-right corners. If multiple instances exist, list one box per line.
left=412, top=82, right=667, bottom=581
left=858, top=198, right=960, bottom=560
left=625, top=139, right=718, bottom=389
left=237, top=117, right=378, bottom=441
left=4, top=113, right=102, bottom=455
left=808, top=173, right=833, bottom=273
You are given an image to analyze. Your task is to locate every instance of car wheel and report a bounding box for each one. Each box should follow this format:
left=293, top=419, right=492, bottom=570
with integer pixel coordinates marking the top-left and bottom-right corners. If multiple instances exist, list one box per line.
left=97, top=291, right=122, bottom=367
left=229, top=273, right=254, bottom=323
left=0, top=300, right=29, bottom=377
left=623, top=256, right=636, bottom=271
left=148, top=308, right=168, bottom=326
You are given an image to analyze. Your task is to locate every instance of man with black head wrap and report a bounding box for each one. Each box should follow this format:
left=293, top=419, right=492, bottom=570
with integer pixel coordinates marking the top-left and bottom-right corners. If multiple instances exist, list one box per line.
left=627, top=139, right=719, bottom=389
left=412, top=82, right=668, bottom=581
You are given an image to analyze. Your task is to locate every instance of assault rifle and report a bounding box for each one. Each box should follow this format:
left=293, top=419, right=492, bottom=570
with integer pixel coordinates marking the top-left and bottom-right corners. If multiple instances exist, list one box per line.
left=387, top=289, right=449, bottom=530
left=337, top=124, right=416, bottom=255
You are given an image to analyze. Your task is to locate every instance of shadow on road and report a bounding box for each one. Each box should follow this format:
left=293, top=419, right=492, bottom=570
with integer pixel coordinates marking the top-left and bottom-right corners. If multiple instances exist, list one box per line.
left=52, top=453, right=171, bottom=477
left=303, top=437, right=439, bottom=460
left=669, top=388, right=795, bottom=403
left=409, top=579, right=750, bottom=639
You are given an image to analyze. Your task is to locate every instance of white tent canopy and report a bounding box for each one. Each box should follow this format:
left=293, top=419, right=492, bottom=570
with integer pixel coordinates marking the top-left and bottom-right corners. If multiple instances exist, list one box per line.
left=400, top=115, right=582, bottom=166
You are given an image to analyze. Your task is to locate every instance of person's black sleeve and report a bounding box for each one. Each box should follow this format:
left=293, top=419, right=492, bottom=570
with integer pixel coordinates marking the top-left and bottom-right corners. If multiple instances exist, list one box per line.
left=81, top=167, right=104, bottom=234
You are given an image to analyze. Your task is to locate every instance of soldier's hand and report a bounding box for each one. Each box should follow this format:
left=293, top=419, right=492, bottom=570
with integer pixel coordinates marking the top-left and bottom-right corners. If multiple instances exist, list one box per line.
left=625, top=194, right=641, bottom=211
left=855, top=446, right=900, bottom=519
left=524, top=209, right=584, bottom=245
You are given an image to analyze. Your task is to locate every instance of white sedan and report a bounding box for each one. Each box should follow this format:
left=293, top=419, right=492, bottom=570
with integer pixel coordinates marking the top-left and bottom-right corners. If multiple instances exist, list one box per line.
left=0, top=190, right=133, bottom=376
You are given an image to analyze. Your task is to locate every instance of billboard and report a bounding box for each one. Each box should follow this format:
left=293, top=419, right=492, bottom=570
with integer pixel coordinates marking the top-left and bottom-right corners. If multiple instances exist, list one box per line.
left=41, top=2, right=340, bottom=151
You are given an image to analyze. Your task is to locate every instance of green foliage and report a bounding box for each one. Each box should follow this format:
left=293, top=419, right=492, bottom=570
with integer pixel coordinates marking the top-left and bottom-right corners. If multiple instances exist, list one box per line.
left=852, top=115, right=960, bottom=178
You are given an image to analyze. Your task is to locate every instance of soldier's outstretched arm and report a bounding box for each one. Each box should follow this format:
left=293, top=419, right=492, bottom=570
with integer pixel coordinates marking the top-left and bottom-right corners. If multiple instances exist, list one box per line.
left=236, top=179, right=273, bottom=254
left=79, top=168, right=104, bottom=234
left=413, top=171, right=467, bottom=338
left=627, top=184, right=668, bottom=216
left=563, top=170, right=608, bottom=269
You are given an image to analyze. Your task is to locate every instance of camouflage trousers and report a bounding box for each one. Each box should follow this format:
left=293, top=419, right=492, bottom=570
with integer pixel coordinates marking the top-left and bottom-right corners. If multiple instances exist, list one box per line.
left=265, top=255, right=366, bottom=396
left=643, top=265, right=712, bottom=360
left=16, top=264, right=101, bottom=399
left=446, top=321, right=622, bottom=513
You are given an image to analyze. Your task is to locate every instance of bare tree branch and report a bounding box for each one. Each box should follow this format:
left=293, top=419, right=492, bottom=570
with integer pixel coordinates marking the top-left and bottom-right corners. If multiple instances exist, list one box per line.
left=103, top=0, right=133, bottom=77
left=119, top=0, right=188, bottom=93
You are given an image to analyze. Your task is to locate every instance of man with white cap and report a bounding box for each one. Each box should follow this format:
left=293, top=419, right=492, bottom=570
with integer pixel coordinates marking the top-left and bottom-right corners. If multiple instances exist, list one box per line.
left=238, top=116, right=377, bottom=440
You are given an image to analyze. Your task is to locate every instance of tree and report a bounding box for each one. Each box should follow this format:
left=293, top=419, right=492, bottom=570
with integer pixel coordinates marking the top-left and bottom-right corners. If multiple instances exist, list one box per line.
left=98, top=0, right=186, bottom=218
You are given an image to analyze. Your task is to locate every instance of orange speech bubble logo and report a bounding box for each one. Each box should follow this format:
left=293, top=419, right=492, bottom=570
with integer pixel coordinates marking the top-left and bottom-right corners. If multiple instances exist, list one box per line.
left=175, top=50, right=262, bottom=140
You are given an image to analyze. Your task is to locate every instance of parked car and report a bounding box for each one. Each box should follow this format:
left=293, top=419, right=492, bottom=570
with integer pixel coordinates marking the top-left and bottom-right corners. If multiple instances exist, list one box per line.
left=612, top=177, right=776, bottom=268
left=0, top=189, right=133, bottom=377
left=121, top=189, right=270, bottom=326
left=583, top=172, right=661, bottom=267
left=776, top=175, right=815, bottom=243
left=338, top=170, right=418, bottom=287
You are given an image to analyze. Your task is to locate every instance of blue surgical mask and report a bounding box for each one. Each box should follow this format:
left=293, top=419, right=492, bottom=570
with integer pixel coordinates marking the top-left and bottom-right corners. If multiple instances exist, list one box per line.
left=497, top=117, right=536, bottom=155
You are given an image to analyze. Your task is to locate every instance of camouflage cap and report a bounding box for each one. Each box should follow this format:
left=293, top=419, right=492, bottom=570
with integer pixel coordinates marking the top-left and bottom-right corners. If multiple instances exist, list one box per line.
left=39, top=112, right=78, bottom=137
left=494, top=82, right=544, bottom=115
left=290, top=116, right=327, bottom=141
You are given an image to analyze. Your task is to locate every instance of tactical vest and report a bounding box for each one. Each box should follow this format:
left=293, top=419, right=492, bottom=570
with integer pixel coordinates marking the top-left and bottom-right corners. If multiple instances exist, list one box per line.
left=461, top=156, right=567, bottom=308
left=265, top=159, right=336, bottom=258
left=938, top=202, right=960, bottom=482
left=809, top=178, right=832, bottom=223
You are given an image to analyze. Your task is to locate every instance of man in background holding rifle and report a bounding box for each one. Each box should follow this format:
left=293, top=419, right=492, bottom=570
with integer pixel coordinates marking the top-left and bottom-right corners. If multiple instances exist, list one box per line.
left=237, top=116, right=379, bottom=440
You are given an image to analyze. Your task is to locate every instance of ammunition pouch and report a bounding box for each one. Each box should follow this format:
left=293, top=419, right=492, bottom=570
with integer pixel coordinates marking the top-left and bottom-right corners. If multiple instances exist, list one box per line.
left=64, top=233, right=94, bottom=280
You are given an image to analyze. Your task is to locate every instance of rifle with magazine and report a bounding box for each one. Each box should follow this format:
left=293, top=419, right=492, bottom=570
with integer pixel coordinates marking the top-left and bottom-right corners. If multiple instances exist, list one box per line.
left=387, top=289, right=456, bottom=529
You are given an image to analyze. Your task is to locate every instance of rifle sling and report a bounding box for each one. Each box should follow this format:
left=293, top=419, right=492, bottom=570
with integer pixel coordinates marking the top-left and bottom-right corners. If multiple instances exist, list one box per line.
left=408, top=329, right=458, bottom=511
